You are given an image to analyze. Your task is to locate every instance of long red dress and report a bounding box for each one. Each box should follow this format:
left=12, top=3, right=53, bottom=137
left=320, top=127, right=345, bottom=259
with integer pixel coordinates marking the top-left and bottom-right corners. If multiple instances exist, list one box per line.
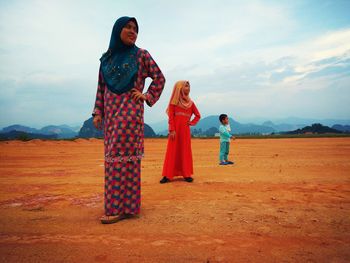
left=162, top=103, right=201, bottom=179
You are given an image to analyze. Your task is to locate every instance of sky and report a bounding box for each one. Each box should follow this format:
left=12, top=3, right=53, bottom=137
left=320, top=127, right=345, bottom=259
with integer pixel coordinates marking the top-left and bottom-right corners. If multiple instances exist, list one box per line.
left=0, top=0, right=350, bottom=129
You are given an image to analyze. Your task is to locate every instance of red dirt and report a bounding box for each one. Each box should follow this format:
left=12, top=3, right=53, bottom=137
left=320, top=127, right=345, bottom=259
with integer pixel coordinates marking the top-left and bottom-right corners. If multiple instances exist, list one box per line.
left=0, top=138, right=349, bottom=262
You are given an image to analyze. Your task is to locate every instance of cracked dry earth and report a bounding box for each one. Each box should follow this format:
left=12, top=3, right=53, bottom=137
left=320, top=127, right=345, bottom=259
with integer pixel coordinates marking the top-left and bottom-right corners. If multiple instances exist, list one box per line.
left=0, top=138, right=349, bottom=263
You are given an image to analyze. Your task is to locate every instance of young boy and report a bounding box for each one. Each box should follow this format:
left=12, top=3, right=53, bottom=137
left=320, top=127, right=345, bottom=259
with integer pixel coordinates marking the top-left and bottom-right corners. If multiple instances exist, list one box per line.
left=219, top=114, right=235, bottom=165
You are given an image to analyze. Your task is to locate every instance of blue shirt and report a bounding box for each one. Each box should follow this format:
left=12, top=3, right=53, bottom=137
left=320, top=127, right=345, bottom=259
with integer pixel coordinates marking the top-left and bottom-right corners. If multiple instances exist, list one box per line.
left=219, top=124, right=231, bottom=142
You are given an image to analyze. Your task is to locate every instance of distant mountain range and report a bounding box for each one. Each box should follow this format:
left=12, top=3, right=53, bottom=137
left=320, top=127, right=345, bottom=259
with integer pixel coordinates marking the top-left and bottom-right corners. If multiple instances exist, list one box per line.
left=261, top=121, right=304, bottom=132
left=154, top=116, right=275, bottom=135
left=0, top=130, right=58, bottom=140
left=196, top=116, right=275, bottom=135
left=285, top=123, right=343, bottom=134
left=0, top=117, right=156, bottom=140
left=332, top=124, right=350, bottom=132
left=0, top=124, right=79, bottom=139
left=151, top=116, right=350, bottom=136
left=78, top=118, right=103, bottom=138
left=234, top=117, right=350, bottom=127
left=1, top=116, right=349, bottom=140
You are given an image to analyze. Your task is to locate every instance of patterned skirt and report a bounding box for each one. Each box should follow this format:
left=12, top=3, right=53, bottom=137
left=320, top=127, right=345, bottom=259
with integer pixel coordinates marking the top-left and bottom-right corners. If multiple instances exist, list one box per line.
left=104, top=160, right=141, bottom=216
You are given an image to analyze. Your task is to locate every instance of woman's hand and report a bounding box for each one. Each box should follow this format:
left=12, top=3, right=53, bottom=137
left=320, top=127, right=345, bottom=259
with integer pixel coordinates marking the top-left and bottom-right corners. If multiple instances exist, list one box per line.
left=131, top=88, right=146, bottom=102
left=93, top=115, right=103, bottom=130
left=169, top=131, right=176, bottom=140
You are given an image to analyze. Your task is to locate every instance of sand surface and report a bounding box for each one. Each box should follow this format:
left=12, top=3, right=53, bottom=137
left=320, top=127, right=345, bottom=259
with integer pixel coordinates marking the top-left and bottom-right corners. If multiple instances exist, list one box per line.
left=0, top=138, right=349, bottom=262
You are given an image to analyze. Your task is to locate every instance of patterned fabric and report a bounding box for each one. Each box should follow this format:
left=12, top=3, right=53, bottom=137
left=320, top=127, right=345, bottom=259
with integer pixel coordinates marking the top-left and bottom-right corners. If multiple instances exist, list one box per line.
left=100, top=17, right=140, bottom=95
left=104, top=160, right=141, bottom=215
left=93, top=48, right=165, bottom=216
left=100, top=46, right=139, bottom=95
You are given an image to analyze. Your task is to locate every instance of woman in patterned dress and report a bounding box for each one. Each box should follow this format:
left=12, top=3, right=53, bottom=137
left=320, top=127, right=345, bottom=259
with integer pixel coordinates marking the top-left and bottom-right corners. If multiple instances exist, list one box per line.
left=160, top=80, right=201, bottom=184
left=92, top=17, right=165, bottom=224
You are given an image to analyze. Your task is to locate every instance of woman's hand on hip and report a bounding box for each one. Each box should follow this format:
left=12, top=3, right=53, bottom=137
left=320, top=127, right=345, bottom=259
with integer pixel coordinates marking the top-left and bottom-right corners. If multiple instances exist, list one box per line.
left=131, top=88, right=146, bottom=102
left=169, top=131, right=176, bottom=140
left=93, top=115, right=103, bottom=130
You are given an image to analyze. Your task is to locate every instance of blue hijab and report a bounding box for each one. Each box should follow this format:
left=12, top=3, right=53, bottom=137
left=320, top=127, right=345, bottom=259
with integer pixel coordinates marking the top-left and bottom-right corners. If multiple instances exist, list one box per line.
left=100, top=17, right=140, bottom=95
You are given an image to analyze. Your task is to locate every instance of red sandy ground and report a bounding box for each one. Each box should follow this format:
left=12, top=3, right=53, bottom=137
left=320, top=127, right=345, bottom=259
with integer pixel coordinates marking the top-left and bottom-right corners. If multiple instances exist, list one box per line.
left=0, top=138, right=349, bottom=263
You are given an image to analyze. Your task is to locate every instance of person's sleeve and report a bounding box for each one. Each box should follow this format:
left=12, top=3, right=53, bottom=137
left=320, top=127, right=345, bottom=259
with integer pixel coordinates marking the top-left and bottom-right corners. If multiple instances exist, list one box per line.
left=189, top=103, right=201, bottom=126
left=142, top=50, right=166, bottom=107
left=168, top=104, right=175, bottom=132
left=219, top=126, right=231, bottom=139
left=92, top=67, right=105, bottom=118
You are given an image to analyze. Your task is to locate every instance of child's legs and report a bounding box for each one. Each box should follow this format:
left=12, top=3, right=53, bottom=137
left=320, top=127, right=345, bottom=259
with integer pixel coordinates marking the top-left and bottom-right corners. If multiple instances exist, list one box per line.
left=219, top=142, right=227, bottom=161
left=224, top=142, right=229, bottom=160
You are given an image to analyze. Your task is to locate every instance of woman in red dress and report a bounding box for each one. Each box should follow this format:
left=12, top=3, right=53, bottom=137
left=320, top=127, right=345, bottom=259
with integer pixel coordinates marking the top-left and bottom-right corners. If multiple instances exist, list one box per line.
left=160, top=80, right=201, bottom=184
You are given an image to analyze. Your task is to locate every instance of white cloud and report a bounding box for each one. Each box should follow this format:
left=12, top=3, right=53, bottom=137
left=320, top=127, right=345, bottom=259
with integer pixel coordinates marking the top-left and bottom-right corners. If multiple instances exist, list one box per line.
left=0, top=0, right=349, bottom=127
